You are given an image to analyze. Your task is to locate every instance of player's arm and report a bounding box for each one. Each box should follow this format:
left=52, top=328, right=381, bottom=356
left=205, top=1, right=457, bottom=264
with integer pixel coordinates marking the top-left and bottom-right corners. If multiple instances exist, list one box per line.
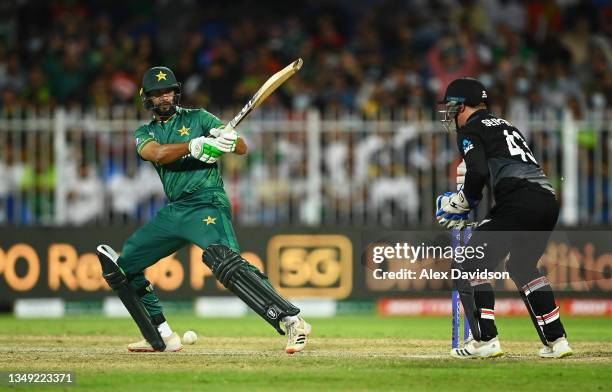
left=458, top=132, right=488, bottom=202
left=435, top=131, right=487, bottom=230
left=201, top=110, right=247, bottom=156
left=208, top=126, right=247, bottom=156
left=139, top=140, right=189, bottom=165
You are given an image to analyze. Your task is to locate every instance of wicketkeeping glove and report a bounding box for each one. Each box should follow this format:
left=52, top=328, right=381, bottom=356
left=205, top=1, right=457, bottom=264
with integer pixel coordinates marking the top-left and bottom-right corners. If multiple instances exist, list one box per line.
left=435, top=190, right=476, bottom=230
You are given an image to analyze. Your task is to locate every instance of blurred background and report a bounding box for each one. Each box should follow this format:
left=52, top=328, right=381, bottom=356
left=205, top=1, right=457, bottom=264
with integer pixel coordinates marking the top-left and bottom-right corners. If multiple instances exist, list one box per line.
left=0, top=0, right=610, bottom=318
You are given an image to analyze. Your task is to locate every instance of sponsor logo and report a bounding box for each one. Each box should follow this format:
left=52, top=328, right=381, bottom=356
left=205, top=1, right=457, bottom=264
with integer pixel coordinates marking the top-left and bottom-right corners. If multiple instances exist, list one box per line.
left=267, top=307, right=278, bottom=319
left=268, top=235, right=353, bottom=299
left=462, top=139, right=474, bottom=154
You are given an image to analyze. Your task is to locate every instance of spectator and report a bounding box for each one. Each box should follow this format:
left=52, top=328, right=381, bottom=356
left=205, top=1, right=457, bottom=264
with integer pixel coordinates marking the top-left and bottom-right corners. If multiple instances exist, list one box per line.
left=0, top=0, right=607, bottom=119
left=107, top=166, right=144, bottom=223
left=427, top=35, right=479, bottom=101
left=65, top=163, right=103, bottom=225
left=0, top=0, right=610, bottom=228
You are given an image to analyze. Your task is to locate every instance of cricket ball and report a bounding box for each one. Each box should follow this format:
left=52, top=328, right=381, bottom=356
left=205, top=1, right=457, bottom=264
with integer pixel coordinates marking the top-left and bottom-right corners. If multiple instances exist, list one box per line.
left=182, top=330, right=198, bottom=345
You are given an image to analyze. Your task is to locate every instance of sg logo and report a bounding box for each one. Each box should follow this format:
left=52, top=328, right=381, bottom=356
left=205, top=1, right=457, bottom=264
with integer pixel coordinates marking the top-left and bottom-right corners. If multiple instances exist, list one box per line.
left=267, top=235, right=353, bottom=299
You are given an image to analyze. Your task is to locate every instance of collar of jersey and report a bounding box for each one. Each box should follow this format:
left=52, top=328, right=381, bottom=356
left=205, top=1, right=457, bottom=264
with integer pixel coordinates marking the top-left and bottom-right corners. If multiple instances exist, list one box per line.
left=465, top=109, right=489, bottom=125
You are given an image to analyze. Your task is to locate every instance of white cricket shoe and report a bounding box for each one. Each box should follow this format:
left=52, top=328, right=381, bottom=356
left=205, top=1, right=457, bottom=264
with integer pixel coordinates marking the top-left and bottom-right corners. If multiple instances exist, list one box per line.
left=128, top=332, right=183, bottom=352
left=539, top=337, right=573, bottom=358
left=285, top=317, right=312, bottom=354
left=450, top=337, right=503, bottom=359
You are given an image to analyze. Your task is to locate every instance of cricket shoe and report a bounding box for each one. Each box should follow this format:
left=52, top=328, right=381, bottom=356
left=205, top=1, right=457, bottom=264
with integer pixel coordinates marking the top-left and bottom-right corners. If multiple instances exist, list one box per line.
left=539, top=337, right=573, bottom=358
left=128, top=332, right=182, bottom=352
left=285, top=317, right=312, bottom=354
left=450, top=337, right=503, bottom=359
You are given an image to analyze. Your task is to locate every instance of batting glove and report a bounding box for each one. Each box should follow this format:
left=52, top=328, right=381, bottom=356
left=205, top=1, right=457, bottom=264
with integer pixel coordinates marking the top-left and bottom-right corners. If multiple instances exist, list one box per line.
left=209, top=125, right=237, bottom=153
left=188, top=136, right=225, bottom=164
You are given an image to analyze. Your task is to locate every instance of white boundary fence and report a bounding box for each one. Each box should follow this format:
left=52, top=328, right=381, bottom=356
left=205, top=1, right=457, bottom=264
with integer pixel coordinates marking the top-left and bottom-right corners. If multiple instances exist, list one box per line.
left=0, top=107, right=609, bottom=227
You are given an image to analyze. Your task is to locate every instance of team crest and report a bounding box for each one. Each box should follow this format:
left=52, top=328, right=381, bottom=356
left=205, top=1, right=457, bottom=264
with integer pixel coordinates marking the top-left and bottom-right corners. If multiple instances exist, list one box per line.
left=178, top=126, right=190, bottom=136
left=155, top=71, right=167, bottom=81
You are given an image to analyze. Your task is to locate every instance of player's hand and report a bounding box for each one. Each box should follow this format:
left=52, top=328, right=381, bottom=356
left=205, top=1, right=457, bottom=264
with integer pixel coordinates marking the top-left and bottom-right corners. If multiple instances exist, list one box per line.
left=456, top=160, right=466, bottom=190
left=438, top=214, right=469, bottom=229
left=188, top=136, right=225, bottom=164
left=435, top=190, right=475, bottom=229
left=209, top=125, right=238, bottom=153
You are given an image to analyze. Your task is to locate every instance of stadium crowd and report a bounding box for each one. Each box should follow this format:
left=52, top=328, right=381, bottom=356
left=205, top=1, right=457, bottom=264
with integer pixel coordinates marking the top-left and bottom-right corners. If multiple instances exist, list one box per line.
left=0, top=0, right=610, bottom=226
left=0, top=0, right=610, bottom=117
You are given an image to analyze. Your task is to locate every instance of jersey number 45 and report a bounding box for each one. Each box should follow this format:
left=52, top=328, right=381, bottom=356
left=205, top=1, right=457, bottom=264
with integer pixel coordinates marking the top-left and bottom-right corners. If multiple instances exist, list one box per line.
left=503, top=129, right=537, bottom=164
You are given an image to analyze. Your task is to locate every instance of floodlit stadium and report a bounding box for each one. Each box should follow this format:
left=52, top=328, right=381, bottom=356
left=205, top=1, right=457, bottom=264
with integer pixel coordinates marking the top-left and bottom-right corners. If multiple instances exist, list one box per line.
left=0, top=1, right=611, bottom=390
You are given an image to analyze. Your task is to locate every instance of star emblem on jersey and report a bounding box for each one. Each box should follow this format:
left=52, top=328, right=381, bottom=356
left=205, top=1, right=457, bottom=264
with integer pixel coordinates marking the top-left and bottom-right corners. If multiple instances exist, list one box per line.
left=178, top=126, right=190, bottom=136
left=156, top=71, right=167, bottom=81
left=204, top=216, right=216, bottom=225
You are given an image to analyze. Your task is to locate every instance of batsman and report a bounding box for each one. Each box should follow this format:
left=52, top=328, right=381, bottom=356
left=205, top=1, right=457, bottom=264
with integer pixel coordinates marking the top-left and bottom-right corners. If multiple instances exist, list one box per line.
left=97, top=66, right=311, bottom=353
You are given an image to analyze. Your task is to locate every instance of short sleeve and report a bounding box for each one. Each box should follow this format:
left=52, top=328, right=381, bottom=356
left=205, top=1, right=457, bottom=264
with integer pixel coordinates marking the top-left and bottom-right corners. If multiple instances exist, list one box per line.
left=134, top=125, right=156, bottom=156
left=198, top=109, right=224, bottom=136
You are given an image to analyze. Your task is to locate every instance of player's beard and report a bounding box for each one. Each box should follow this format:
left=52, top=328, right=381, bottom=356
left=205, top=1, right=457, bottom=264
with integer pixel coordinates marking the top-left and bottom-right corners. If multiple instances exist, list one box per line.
left=153, top=99, right=176, bottom=119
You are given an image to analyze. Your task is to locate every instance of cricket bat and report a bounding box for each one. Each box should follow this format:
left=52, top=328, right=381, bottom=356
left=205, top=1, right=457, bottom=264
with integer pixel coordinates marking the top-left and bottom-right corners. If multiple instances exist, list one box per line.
left=228, top=58, right=303, bottom=129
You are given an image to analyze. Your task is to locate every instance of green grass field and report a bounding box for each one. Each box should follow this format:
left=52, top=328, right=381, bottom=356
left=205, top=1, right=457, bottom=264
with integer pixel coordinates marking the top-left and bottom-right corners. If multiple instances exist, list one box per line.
left=1, top=315, right=611, bottom=391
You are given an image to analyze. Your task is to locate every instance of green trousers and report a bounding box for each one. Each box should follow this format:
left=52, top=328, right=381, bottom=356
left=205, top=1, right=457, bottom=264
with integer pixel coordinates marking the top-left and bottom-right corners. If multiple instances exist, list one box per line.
left=117, top=188, right=240, bottom=316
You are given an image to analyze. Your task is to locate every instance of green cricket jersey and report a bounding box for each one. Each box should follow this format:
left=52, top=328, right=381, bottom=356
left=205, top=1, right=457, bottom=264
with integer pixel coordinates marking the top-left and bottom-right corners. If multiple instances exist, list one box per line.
left=133, top=107, right=225, bottom=201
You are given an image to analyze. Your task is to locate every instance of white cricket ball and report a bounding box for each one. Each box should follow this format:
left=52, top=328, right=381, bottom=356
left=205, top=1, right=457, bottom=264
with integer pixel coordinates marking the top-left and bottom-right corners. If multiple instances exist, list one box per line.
left=182, top=330, right=198, bottom=345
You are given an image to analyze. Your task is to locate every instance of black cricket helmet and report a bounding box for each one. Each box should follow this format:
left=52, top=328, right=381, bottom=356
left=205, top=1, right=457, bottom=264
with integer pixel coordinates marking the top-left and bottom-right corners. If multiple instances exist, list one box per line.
left=139, top=66, right=182, bottom=113
left=438, top=77, right=488, bottom=132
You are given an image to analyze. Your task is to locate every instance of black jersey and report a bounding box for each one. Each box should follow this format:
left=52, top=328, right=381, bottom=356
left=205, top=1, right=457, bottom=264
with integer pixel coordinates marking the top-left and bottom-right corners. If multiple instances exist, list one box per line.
left=456, top=109, right=554, bottom=202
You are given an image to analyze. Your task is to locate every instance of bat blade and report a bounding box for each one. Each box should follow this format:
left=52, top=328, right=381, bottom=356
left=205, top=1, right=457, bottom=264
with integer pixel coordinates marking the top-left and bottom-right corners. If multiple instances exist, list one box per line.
left=228, top=58, right=303, bottom=129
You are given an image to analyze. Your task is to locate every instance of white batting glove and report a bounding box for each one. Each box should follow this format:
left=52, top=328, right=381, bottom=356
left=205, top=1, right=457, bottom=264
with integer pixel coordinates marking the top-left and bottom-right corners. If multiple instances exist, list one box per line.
left=456, top=160, right=466, bottom=191
left=188, top=136, right=225, bottom=164
left=209, top=125, right=237, bottom=153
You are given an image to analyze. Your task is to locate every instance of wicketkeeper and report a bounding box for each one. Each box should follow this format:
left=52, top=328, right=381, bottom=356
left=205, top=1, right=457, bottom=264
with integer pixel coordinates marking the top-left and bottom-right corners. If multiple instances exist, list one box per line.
left=97, top=66, right=311, bottom=353
left=435, top=78, right=572, bottom=359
